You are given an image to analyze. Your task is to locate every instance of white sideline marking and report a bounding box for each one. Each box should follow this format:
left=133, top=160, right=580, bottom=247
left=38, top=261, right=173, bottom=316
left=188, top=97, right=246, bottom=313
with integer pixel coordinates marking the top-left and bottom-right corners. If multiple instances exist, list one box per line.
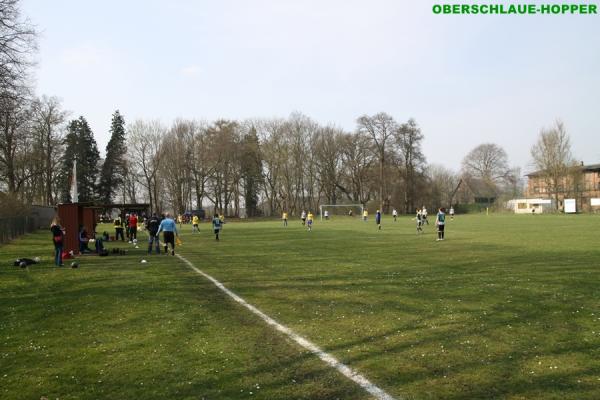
left=175, top=254, right=397, bottom=400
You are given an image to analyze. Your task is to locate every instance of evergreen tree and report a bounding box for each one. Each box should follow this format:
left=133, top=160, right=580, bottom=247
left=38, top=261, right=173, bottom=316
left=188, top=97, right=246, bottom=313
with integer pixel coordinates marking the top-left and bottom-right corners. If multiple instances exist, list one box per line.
left=240, top=126, right=262, bottom=217
left=98, top=110, right=126, bottom=204
left=59, top=116, right=100, bottom=203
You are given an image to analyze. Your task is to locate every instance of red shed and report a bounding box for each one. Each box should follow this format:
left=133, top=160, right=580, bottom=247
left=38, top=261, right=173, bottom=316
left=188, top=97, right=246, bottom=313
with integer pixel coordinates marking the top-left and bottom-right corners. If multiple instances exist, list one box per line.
left=57, top=203, right=97, bottom=255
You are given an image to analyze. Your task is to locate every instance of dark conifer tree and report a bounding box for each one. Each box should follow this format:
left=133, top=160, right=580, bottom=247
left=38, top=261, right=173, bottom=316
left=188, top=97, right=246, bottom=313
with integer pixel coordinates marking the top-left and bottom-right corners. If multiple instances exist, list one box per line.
left=59, top=116, right=100, bottom=202
left=240, top=126, right=262, bottom=217
left=98, top=110, right=126, bottom=204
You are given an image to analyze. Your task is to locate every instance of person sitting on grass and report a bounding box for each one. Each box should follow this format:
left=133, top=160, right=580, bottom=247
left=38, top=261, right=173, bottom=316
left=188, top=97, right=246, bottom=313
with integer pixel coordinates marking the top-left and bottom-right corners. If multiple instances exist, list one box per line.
left=78, top=225, right=92, bottom=253
left=436, top=207, right=446, bottom=241
left=156, top=212, right=178, bottom=256
left=212, top=213, right=222, bottom=241
left=307, top=211, right=314, bottom=231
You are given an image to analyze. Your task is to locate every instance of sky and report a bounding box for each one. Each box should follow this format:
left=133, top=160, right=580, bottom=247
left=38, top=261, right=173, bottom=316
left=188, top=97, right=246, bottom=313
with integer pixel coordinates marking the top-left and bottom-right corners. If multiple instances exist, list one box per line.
left=21, top=0, right=600, bottom=174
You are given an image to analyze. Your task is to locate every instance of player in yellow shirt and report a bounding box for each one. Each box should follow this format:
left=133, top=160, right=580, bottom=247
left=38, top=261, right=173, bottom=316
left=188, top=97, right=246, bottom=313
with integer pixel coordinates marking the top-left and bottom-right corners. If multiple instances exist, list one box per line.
left=177, top=214, right=183, bottom=229
left=307, top=211, right=314, bottom=231
left=363, top=209, right=368, bottom=222
left=192, top=214, right=199, bottom=233
left=282, top=211, right=288, bottom=227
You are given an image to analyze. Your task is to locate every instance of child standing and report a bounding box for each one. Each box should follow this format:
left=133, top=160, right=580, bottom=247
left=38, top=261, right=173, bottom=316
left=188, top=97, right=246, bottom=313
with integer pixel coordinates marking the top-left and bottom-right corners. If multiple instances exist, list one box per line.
left=282, top=211, right=288, bottom=227
left=436, top=207, right=446, bottom=241
left=192, top=214, right=199, bottom=233
left=375, top=210, right=382, bottom=230
left=392, top=208, right=398, bottom=222
left=363, top=209, right=368, bottom=222
left=301, top=210, right=307, bottom=226
left=416, top=209, right=423, bottom=234
left=307, top=211, right=314, bottom=231
left=114, top=216, right=125, bottom=241
left=449, top=206, right=455, bottom=220
left=212, top=213, right=222, bottom=241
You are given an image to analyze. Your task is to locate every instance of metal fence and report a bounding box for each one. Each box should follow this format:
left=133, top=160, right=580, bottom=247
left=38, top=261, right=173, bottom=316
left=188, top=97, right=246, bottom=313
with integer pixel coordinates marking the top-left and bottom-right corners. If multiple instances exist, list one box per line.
left=0, top=206, right=55, bottom=244
left=0, top=216, right=38, bottom=244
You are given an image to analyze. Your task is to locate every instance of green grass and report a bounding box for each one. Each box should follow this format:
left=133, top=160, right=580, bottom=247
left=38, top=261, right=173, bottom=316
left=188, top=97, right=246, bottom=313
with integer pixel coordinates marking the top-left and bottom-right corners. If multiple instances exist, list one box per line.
left=1, top=214, right=599, bottom=399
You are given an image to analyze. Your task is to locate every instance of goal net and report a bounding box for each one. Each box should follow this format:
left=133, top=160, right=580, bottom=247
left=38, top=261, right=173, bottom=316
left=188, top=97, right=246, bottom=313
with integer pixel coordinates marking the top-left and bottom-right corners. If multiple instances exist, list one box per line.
left=319, top=204, right=364, bottom=220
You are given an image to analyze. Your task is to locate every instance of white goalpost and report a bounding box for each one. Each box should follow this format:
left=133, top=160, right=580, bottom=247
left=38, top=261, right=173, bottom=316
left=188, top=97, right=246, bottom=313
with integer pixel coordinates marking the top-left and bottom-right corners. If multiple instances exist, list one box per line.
left=319, top=204, right=364, bottom=221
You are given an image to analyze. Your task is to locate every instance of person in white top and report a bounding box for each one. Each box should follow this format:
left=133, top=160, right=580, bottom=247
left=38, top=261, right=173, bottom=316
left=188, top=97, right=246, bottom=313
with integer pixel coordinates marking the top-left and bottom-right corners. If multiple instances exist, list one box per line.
left=324, top=210, right=329, bottom=220
left=449, top=206, right=455, bottom=220
left=416, top=209, right=423, bottom=233
left=301, top=210, right=307, bottom=226
left=422, top=206, right=429, bottom=225
left=392, top=208, right=398, bottom=222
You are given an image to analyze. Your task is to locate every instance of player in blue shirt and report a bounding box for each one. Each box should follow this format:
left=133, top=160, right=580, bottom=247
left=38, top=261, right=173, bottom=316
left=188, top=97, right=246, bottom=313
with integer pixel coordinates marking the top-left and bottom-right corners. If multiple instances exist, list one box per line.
left=156, top=212, right=179, bottom=255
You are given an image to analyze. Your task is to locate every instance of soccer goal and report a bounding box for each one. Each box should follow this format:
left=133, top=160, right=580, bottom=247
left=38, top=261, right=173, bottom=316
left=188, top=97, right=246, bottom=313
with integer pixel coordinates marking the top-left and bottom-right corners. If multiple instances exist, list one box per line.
left=319, top=204, right=364, bottom=221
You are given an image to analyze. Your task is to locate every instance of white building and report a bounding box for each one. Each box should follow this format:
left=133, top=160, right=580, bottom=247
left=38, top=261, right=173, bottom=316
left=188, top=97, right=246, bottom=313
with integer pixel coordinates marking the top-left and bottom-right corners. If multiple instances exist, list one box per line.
left=506, top=198, right=554, bottom=214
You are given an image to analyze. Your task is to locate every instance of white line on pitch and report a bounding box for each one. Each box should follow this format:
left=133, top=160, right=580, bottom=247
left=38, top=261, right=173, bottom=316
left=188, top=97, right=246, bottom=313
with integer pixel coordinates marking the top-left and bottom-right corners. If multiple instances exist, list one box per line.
left=175, top=253, right=397, bottom=400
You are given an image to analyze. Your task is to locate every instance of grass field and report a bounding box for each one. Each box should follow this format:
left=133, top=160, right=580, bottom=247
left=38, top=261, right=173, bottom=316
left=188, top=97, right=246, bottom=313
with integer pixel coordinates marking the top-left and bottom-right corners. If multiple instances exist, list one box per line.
left=1, top=214, right=599, bottom=399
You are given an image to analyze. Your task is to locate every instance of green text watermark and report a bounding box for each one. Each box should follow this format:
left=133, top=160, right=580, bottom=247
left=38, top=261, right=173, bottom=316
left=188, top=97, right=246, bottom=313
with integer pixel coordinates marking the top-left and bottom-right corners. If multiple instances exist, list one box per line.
left=432, top=3, right=598, bottom=14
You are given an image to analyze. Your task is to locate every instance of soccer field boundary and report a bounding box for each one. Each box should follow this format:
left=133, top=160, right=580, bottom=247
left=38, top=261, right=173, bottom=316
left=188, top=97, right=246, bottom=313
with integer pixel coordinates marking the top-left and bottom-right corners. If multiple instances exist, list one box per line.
left=175, top=253, right=398, bottom=400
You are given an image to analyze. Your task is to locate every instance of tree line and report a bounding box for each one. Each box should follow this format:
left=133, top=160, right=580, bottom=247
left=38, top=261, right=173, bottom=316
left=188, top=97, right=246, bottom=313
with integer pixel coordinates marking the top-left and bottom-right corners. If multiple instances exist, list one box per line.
left=1, top=0, right=580, bottom=216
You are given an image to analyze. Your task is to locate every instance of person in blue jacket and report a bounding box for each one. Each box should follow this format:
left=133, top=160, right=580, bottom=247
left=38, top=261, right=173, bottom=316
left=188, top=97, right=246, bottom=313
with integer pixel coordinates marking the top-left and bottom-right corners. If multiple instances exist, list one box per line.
left=156, top=212, right=179, bottom=255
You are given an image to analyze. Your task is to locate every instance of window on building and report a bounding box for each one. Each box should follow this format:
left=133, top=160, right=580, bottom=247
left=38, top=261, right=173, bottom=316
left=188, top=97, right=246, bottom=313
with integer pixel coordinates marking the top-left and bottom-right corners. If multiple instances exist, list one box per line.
left=518, top=203, right=527, bottom=209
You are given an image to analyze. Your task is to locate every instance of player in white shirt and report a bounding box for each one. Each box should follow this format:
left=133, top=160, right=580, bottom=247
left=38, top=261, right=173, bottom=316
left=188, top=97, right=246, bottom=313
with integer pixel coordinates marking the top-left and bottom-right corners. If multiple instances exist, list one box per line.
left=416, top=209, right=423, bottom=234
left=422, top=206, right=429, bottom=225
left=449, top=206, right=455, bottom=220
left=392, top=208, right=398, bottom=222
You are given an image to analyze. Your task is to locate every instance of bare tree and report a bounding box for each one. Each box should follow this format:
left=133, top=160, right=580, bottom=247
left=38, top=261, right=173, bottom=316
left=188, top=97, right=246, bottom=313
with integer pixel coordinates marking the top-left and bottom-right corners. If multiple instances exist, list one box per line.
left=128, top=120, right=164, bottom=213
left=356, top=112, right=398, bottom=212
left=338, top=132, right=375, bottom=205
left=427, top=164, right=459, bottom=209
left=30, top=95, right=67, bottom=205
left=0, top=0, right=37, bottom=103
left=0, top=93, right=32, bottom=194
left=530, top=120, right=574, bottom=210
left=462, top=143, right=510, bottom=183
left=396, top=118, right=426, bottom=213
left=314, top=125, right=344, bottom=205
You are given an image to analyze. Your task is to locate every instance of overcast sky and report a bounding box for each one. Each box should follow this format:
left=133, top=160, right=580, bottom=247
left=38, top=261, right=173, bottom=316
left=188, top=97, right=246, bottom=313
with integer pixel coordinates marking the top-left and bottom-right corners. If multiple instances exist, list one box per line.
left=22, top=0, right=600, bottom=173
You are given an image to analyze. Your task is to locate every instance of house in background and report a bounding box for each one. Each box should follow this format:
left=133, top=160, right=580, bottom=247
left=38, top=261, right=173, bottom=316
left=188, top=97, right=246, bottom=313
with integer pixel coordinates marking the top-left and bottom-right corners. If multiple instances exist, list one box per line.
left=525, top=163, right=600, bottom=212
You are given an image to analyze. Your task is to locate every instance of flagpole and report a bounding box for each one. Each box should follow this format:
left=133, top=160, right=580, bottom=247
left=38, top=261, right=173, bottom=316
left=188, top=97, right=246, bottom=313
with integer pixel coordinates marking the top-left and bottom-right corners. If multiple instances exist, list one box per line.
left=71, top=159, right=78, bottom=203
